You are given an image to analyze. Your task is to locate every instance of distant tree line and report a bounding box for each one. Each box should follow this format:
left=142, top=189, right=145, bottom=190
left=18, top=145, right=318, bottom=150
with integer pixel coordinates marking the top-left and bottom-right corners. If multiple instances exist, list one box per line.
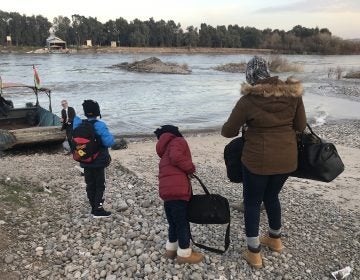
left=0, top=10, right=51, bottom=47
left=1, top=10, right=360, bottom=54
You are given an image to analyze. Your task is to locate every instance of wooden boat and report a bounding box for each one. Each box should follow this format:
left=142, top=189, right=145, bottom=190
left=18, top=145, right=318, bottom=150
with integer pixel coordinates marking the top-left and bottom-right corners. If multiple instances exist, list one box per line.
left=0, top=83, right=66, bottom=150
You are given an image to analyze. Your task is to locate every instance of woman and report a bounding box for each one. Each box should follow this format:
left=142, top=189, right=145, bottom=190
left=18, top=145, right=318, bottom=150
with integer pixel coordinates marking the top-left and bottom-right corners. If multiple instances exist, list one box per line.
left=221, top=56, right=306, bottom=269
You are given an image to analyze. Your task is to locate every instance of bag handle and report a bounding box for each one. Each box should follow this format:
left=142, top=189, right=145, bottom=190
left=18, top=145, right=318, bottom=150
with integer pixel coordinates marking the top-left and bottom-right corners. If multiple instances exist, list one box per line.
left=305, top=123, right=322, bottom=142
left=190, top=223, right=230, bottom=254
left=191, top=174, right=210, bottom=195
left=189, top=174, right=230, bottom=254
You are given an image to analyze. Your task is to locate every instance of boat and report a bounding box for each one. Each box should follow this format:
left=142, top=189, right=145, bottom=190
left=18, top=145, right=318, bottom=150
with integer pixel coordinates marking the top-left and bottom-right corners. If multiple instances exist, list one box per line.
left=0, top=83, right=66, bottom=150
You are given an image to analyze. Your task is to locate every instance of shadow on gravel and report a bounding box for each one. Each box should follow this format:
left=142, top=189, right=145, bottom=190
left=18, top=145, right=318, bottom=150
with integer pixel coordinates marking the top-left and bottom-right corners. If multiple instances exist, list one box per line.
left=0, top=142, right=64, bottom=157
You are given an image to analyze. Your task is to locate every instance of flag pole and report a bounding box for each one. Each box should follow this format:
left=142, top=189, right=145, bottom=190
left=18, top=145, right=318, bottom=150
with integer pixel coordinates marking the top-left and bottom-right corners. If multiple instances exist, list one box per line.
left=33, top=65, right=39, bottom=106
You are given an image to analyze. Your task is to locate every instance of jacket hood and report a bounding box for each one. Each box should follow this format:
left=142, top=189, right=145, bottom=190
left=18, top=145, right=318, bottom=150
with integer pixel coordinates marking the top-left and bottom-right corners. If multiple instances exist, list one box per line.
left=156, top=132, right=177, bottom=157
left=240, top=77, right=303, bottom=113
left=241, top=77, right=303, bottom=98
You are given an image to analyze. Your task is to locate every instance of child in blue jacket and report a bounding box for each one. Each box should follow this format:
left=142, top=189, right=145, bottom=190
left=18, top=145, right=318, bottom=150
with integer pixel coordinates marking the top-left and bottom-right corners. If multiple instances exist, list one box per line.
left=73, top=100, right=115, bottom=218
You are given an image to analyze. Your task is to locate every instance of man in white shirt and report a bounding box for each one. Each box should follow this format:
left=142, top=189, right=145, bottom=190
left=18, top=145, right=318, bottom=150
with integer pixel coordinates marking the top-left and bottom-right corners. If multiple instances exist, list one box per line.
left=60, top=100, right=76, bottom=149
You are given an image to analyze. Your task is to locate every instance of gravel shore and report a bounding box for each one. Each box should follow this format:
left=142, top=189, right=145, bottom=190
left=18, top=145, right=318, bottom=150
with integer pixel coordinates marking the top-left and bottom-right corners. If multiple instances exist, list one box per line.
left=0, top=120, right=359, bottom=279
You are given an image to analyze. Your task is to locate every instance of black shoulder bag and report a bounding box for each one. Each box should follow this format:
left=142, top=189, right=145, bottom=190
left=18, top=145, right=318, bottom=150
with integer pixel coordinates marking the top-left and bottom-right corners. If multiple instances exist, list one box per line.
left=187, top=174, right=230, bottom=254
left=224, top=127, right=246, bottom=183
left=291, top=123, right=345, bottom=182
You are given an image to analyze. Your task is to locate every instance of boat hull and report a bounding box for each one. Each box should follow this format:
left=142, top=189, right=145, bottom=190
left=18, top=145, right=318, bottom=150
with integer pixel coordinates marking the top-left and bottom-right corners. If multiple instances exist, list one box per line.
left=0, top=126, right=66, bottom=150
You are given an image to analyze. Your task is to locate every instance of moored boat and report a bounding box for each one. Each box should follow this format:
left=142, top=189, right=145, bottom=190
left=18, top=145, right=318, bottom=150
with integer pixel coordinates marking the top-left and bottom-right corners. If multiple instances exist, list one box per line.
left=0, top=83, right=65, bottom=150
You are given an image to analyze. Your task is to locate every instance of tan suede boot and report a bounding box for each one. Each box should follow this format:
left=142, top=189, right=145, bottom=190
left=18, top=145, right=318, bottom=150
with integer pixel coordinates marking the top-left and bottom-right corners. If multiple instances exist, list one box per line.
left=176, top=248, right=204, bottom=264
left=243, top=249, right=263, bottom=269
left=260, top=236, right=284, bottom=253
left=165, top=250, right=177, bottom=259
left=164, top=241, right=178, bottom=259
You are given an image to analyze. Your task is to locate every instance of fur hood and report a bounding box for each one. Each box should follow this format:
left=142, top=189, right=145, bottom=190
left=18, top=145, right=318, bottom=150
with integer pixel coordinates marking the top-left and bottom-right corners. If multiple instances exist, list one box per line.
left=241, top=77, right=303, bottom=98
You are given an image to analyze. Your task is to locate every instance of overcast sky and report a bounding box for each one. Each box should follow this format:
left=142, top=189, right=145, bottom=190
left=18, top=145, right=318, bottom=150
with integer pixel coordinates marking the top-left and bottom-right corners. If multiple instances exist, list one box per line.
left=1, top=0, right=360, bottom=39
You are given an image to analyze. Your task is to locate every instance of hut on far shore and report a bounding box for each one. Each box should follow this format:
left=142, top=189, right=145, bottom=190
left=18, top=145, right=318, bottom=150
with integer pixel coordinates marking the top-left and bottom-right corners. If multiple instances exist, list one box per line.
left=46, top=35, right=67, bottom=51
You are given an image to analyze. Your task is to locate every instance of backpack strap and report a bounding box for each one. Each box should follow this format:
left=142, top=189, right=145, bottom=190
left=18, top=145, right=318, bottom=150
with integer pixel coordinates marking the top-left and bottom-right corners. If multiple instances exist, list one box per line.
left=84, top=119, right=103, bottom=146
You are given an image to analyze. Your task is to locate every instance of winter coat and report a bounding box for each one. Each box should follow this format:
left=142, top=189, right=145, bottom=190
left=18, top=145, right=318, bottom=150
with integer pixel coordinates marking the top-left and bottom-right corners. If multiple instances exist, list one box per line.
left=73, top=116, right=115, bottom=168
left=221, top=77, right=307, bottom=175
left=156, top=132, right=195, bottom=201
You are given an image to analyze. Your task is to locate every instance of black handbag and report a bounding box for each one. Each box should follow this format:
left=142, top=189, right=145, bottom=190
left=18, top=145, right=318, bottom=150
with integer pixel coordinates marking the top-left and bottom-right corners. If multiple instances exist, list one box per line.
left=291, top=124, right=345, bottom=182
left=187, top=174, right=230, bottom=254
left=224, top=137, right=244, bottom=183
left=223, top=127, right=246, bottom=183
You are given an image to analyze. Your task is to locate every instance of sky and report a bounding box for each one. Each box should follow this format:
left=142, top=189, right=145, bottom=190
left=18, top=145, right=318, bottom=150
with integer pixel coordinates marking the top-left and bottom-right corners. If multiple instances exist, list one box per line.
left=1, top=0, right=360, bottom=39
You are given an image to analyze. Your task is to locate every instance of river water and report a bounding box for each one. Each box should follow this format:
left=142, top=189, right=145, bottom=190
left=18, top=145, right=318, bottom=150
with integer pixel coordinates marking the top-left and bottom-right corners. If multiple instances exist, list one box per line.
left=1, top=53, right=359, bottom=134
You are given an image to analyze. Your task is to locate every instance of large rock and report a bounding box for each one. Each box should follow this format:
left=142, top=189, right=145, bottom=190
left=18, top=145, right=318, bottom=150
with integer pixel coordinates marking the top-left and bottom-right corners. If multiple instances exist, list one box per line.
left=344, top=71, right=360, bottom=79
left=111, top=57, right=191, bottom=74
left=214, top=63, right=246, bottom=73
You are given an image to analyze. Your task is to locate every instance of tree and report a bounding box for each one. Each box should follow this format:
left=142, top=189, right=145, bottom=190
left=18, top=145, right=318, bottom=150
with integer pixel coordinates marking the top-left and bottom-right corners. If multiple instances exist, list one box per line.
left=199, top=23, right=212, bottom=47
left=53, top=16, right=72, bottom=43
left=227, top=25, right=241, bottom=48
left=114, top=17, right=129, bottom=46
left=241, top=27, right=263, bottom=48
left=0, top=10, right=359, bottom=53
left=184, top=26, right=199, bottom=47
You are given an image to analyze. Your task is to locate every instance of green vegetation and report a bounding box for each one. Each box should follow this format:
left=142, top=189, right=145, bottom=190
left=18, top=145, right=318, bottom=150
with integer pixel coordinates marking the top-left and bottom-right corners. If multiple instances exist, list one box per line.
left=0, top=179, right=43, bottom=208
left=0, top=10, right=359, bottom=54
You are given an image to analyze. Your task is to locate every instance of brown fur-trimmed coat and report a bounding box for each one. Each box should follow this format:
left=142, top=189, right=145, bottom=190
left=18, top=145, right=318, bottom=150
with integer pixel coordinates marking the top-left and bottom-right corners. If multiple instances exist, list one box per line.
left=221, top=77, right=307, bottom=175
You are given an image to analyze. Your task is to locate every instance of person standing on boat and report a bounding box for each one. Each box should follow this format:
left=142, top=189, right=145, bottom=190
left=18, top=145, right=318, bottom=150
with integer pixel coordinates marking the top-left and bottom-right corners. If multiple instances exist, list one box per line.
left=60, top=100, right=76, bottom=149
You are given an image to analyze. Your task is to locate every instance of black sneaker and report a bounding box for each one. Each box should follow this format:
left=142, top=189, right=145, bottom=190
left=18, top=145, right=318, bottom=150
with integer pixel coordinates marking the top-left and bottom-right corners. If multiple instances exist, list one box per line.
left=92, top=207, right=112, bottom=218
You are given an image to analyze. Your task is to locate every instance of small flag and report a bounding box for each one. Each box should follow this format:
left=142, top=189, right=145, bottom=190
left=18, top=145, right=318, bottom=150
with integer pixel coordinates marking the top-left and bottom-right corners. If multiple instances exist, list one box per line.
left=33, top=65, right=41, bottom=89
left=0, top=75, right=2, bottom=94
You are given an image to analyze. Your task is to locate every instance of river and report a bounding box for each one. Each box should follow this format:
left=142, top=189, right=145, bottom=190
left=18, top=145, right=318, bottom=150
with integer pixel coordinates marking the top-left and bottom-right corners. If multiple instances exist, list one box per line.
left=1, top=53, right=360, bottom=134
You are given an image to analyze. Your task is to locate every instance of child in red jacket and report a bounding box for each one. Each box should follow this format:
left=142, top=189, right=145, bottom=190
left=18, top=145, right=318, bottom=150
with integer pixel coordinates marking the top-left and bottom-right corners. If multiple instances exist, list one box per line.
left=154, top=125, right=204, bottom=264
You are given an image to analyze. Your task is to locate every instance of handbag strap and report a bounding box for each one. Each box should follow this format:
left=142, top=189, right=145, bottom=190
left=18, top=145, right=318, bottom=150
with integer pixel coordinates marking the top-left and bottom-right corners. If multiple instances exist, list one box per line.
left=306, top=123, right=322, bottom=142
left=192, top=174, right=210, bottom=195
left=189, top=174, right=230, bottom=254
left=190, top=223, right=230, bottom=254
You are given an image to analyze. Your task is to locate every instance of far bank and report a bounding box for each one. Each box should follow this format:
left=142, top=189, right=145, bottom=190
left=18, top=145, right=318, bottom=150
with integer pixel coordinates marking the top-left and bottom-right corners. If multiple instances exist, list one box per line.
left=1, top=46, right=274, bottom=55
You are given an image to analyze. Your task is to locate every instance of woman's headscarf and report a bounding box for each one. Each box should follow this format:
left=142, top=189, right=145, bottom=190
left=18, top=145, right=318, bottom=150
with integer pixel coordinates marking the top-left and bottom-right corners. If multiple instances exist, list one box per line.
left=245, top=56, right=270, bottom=85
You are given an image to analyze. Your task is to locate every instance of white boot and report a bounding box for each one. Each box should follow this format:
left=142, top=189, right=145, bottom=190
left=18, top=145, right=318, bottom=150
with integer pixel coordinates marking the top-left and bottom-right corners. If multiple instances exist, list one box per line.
left=165, top=241, right=178, bottom=259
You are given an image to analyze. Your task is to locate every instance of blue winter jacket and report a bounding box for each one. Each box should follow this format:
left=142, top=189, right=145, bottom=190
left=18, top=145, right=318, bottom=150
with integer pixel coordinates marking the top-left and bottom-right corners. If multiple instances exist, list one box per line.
left=73, top=116, right=115, bottom=168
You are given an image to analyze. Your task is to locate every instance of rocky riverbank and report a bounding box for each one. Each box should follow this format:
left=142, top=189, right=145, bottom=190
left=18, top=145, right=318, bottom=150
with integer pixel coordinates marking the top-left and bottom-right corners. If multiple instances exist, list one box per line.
left=0, top=120, right=359, bottom=279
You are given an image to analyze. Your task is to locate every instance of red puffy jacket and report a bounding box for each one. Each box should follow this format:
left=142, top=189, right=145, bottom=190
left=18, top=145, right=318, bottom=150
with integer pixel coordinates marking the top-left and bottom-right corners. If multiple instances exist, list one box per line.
left=156, top=133, right=196, bottom=201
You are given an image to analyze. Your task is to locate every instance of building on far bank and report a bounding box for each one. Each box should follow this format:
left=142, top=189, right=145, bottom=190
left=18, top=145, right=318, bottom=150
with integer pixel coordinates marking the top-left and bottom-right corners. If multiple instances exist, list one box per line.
left=111, top=41, right=117, bottom=47
left=46, top=35, right=67, bottom=51
left=86, top=40, right=92, bottom=47
left=6, top=36, right=12, bottom=46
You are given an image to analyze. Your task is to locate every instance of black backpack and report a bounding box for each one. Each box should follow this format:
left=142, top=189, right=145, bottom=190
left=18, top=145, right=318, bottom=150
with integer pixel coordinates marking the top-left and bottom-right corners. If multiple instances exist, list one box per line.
left=224, top=137, right=244, bottom=183
left=72, top=120, right=100, bottom=163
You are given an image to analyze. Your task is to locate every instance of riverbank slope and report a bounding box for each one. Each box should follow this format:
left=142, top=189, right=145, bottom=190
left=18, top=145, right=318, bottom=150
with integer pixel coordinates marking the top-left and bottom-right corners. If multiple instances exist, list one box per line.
left=0, top=121, right=359, bottom=279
